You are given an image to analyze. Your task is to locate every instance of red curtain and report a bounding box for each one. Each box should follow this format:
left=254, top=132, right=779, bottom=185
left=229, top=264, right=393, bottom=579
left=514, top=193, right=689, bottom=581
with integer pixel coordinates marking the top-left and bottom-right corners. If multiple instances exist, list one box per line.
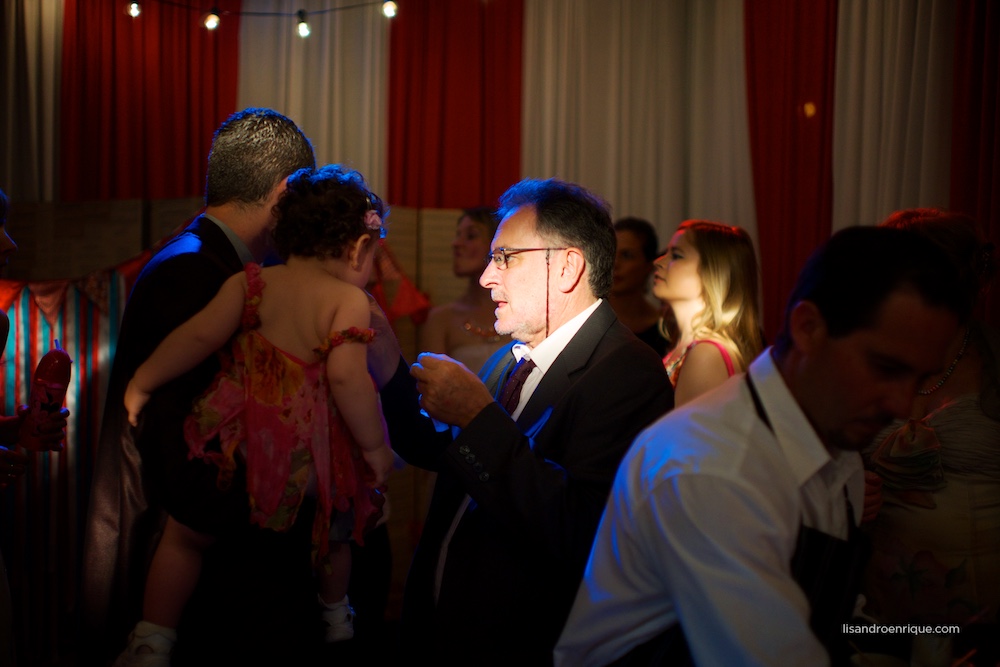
left=387, top=0, right=523, bottom=209
left=744, top=0, right=839, bottom=340
left=950, top=1, right=1000, bottom=330
left=59, top=0, right=241, bottom=202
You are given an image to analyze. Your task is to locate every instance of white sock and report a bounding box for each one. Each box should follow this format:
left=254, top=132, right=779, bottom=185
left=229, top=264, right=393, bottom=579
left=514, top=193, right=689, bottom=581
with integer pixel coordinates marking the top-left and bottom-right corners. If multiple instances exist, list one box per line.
left=133, top=620, right=177, bottom=642
left=318, top=593, right=350, bottom=611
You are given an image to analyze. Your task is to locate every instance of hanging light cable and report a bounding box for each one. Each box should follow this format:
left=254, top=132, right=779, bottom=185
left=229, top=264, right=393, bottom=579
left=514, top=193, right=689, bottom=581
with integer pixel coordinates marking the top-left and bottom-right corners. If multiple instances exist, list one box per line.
left=204, top=8, right=221, bottom=30
left=123, top=2, right=396, bottom=30
left=296, top=9, right=310, bottom=37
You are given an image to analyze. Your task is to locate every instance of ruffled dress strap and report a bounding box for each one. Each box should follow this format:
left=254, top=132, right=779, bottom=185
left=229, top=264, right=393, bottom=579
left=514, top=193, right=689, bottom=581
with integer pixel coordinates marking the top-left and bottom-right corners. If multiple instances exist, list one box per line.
left=241, top=263, right=265, bottom=331
left=313, top=326, right=376, bottom=359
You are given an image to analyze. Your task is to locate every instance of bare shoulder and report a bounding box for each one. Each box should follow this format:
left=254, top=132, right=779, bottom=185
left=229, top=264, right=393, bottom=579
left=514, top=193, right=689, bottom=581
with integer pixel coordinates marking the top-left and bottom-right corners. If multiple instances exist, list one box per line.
left=686, top=341, right=725, bottom=365
left=682, top=339, right=732, bottom=378
left=337, top=283, right=370, bottom=313
left=690, top=337, right=729, bottom=358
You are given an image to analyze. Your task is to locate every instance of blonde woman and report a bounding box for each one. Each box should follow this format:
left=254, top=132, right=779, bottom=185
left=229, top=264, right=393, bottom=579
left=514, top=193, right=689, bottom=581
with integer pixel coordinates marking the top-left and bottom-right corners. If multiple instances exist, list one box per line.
left=654, top=220, right=764, bottom=406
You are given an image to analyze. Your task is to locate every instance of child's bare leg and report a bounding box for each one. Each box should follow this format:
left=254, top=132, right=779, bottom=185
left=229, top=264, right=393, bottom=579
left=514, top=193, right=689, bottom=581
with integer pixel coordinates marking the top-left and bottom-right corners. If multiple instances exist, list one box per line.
left=318, top=540, right=355, bottom=642
left=318, top=540, right=352, bottom=604
left=142, top=516, right=216, bottom=628
left=113, top=517, right=215, bottom=665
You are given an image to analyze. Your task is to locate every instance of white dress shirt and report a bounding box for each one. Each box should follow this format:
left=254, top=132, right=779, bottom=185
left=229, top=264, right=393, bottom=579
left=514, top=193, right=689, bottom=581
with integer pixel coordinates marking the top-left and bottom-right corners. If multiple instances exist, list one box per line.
left=554, top=349, right=864, bottom=667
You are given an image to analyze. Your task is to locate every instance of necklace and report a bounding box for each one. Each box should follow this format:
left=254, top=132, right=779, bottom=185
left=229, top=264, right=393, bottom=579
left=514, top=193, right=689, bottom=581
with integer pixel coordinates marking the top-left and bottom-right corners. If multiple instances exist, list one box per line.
left=917, top=326, right=971, bottom=395
left=463, top=321, right=503, bottom=343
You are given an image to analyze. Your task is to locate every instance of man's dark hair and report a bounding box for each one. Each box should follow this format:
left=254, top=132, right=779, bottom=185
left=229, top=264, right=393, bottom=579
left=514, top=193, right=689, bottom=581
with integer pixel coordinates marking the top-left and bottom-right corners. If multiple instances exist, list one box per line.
left=614, top=217, right=659, bottom=263
left=497, top=178, right=616, bottom=298
left=773, top=226, right=972, bottom=356
left=205, top=108, right=316, bottom=207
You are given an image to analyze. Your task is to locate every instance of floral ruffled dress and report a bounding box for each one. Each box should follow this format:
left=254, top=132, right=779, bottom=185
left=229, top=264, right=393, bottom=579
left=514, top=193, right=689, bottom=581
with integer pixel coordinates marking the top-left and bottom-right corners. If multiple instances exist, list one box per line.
left=184, top=263, right=381, bottom=563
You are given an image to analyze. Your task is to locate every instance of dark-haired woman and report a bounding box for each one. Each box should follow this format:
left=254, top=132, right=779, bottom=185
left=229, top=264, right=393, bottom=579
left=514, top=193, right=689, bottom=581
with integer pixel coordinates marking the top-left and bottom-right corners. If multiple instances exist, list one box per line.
left=608, top=217, right=668, bottom=357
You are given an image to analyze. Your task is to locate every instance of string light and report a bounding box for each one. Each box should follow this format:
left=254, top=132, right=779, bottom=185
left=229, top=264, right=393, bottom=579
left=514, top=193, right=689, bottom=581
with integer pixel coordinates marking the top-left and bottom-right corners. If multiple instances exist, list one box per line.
left=296, top=9, right=310, bottom=37
left=124, top=2, right=396, bottom=31
left=203, top=8, right=220, bottom=29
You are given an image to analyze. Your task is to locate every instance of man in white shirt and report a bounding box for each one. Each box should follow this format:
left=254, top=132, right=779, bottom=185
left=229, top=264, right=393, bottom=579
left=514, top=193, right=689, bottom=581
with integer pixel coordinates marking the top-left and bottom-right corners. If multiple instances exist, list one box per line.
left=378, top=178, right=674, bottom=663
left=555, top=226, right=969, bottom=666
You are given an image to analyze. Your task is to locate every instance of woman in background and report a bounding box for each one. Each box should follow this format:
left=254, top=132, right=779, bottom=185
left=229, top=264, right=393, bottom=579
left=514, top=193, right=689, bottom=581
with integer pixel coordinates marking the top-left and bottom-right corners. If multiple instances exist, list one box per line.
left=420, top=207, right=510, bottom=371
left=863, top=209, right=999, bottom=661
left=654, top=219, right=763, bottom=406
left=608, top=217, right=667, bottom=357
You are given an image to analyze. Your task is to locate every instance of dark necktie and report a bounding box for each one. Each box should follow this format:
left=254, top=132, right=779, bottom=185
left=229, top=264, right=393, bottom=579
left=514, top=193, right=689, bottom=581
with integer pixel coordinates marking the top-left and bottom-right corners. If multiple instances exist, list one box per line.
left=499, top=357, right=536, bottom=415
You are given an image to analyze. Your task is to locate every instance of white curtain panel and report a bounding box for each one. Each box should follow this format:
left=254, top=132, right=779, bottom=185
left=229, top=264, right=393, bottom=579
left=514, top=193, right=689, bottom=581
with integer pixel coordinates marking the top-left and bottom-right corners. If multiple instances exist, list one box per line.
left=1, top=0, right=63, bottom=202
left=832, top=0, right=955, bottom=231
left=686, top=0, right=757, bottom=245
left=236, top=0, right=390, bottom=197
left=521, top=0, right=756, bottom=249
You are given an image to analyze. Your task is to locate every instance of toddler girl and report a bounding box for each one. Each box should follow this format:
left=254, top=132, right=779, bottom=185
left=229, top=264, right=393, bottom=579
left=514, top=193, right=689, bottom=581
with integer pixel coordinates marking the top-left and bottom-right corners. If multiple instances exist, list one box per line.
left=115, top=164, right=395, bottom=665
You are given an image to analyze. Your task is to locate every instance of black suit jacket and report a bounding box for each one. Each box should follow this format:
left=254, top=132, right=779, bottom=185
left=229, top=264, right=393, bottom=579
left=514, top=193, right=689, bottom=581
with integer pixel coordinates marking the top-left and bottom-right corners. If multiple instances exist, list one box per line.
left=382, top=300, right=674, bottom=665
left=81, top=216, right=245, bottom=656
left=81, top=217, right=336, bottom=666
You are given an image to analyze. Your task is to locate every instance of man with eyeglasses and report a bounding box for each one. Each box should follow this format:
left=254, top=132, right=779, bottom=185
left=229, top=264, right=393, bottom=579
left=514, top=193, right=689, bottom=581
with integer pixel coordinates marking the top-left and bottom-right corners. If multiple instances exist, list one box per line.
left=375, top=178, right=673, bottom=664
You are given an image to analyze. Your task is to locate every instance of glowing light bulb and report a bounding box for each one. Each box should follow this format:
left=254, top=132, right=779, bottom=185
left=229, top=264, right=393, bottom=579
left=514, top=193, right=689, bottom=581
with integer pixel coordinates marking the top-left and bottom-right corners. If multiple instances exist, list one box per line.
left=126, top=2, right=141, bottom=18
left=297, top=10, right=310, bottom=38
left=382, top=2, right=398, bottom=18
left=204, top=9, right=221, bottom=30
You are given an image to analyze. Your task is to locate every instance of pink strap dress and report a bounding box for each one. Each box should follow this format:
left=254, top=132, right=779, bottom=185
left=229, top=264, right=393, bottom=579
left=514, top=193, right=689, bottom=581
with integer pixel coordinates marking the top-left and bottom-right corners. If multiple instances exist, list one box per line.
left=183, top=263, right=381, bottom=563
left=663, top=338, right=736, bottom=388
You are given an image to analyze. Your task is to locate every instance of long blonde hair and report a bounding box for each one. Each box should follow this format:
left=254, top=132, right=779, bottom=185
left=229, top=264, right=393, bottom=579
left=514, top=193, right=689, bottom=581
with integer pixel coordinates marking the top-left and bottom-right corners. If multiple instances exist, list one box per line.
left=663, top=220, right=764, bottom=370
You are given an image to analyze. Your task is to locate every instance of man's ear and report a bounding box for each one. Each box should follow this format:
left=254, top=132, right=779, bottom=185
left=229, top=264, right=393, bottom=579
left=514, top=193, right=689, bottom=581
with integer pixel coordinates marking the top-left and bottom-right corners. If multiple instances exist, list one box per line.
left=555, top=247, right=586, bottom=293
left=264, top=176, right=291, bottom=225
left=788, top=300, right=827, bottom=354
left=268, top=176, right=290, bottom=206
left=348, top=234, right=373, bottom=270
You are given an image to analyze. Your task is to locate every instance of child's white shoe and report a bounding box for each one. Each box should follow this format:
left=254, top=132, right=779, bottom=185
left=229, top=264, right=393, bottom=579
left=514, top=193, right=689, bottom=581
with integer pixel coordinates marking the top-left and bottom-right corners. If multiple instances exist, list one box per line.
left=112, top=620, right=176, bottom=667
left=319, top=594, right=355, bottom=642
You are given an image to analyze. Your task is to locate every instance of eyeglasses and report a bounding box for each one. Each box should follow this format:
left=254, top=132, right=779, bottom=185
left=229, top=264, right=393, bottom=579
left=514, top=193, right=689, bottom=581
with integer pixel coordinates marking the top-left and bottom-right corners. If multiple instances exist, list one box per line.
left=485, top=247, right=568, bottom=270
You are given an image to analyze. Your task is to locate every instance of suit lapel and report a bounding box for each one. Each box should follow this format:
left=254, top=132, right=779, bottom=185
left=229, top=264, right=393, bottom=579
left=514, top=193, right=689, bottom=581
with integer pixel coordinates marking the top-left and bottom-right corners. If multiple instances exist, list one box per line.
left=480, top=343, right=518, bottom=398
left=515, top=301, right=617, bottom=429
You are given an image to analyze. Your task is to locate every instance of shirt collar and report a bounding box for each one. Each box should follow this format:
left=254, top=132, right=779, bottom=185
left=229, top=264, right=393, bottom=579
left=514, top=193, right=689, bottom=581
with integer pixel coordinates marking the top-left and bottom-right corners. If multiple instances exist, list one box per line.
left=512, top=299, right=602, bottom=373
left=748, top=348, right=837, bottom=488
left=203, top=213, right=255, bottom=266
